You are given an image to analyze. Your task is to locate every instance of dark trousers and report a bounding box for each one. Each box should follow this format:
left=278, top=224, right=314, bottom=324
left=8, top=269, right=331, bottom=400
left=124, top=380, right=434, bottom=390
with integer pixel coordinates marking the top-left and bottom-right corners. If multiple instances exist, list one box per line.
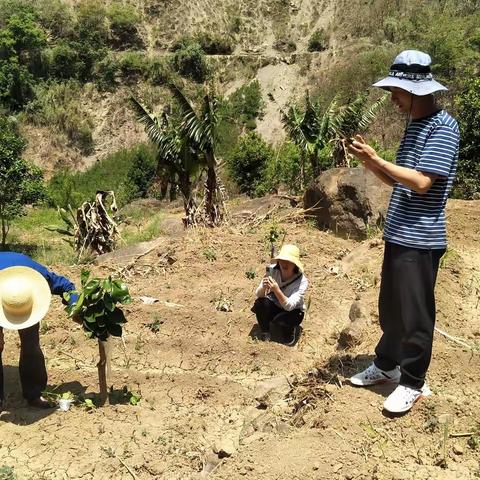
left=374, top=242, right=445, bottom=389
left=252, top=297, right=304, bottom=340
left=0, top=324, right=47, bottom=402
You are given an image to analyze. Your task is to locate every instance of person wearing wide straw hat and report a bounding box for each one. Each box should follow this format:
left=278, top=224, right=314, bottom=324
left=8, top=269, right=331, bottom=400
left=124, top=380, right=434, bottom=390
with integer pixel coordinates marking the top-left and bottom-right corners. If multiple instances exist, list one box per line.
left=0, top=252, right=78, bottom=412
left=252, top=244, right=309, bottom=346
left=346, top=50, right=460, bottom=414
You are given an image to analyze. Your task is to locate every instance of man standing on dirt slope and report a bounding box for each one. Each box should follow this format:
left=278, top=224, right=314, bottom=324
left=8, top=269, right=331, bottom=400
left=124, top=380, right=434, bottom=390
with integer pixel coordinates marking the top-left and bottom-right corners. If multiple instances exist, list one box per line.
left=0, top=252, right=78, bottom=413
left=346, top=50, right=460, bottom=414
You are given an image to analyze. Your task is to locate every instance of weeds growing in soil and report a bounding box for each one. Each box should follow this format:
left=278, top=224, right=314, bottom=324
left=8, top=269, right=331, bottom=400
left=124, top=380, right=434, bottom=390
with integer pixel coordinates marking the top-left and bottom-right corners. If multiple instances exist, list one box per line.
left=0, top=466, right=15, bottom=480
left=245, top=267, right=256, bottom=279
left=203, top=246, right=217, bottom=261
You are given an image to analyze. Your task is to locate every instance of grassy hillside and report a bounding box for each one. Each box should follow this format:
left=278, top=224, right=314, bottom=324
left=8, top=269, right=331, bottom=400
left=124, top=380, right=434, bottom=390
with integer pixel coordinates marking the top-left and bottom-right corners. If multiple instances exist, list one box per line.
left=0, top=0, right=477, bottom=170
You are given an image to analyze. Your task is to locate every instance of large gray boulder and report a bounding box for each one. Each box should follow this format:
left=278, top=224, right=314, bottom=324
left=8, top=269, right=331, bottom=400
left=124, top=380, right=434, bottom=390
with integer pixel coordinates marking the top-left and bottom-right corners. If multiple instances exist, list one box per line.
left=304, top=167, right=391, bottom=239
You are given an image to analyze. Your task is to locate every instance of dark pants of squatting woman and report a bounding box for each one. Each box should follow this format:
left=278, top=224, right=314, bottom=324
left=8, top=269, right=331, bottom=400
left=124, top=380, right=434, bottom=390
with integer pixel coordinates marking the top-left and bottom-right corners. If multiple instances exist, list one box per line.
left=0, top=324, right=47, bottom=402
left=253, top=297, right=304, bottom=340
left=374, top=242, right=445, bottom=390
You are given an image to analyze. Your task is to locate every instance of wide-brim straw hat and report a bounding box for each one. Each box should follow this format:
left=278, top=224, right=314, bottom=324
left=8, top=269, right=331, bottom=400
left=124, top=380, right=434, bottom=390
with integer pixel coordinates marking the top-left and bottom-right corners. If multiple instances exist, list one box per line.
left=0, top=266, right=51, bottom=330
left=273, top=244, right=304, bottom=273
left=372, top=50, right=447, bottom=96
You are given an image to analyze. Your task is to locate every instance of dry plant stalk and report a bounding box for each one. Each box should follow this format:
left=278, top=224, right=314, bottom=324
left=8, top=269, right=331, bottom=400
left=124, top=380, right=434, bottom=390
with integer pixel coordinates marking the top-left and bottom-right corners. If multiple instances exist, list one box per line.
left=76, top=190, right=119, bottom=258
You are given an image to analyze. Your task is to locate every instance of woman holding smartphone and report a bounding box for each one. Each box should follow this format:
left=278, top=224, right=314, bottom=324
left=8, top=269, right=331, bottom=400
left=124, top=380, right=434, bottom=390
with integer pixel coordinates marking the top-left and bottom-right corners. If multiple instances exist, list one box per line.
left=251, top=244, right=309, bottom=345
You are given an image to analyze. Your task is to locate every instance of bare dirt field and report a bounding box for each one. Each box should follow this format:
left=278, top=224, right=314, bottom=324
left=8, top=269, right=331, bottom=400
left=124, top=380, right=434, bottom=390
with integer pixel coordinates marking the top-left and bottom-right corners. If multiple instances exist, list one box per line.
left=1, top=197, right=479, bottom=480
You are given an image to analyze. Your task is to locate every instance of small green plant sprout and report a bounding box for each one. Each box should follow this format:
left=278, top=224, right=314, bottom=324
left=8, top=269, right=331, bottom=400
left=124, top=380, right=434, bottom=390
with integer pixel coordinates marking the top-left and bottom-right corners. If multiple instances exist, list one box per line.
left=129, top=391, right=141, bottom=406
left=64, top=270, right=132, bottom=406
left=60, top=391, right=75, bottom=401
left=203, top=246, right=217, bottom=261
left=145, top=317, right=163, bottom=333
left=245, top=268, right=256, bottom=279
left=468, top=433, right=480, bottom=450
left=82, top=398, right=97, bottom=411
left=45, top=205, right=76, bottom=248
left=265, top=220, right=286, bottom=257
left=109, top=385, right=141, bottom=405
left=211, top=291, right=233, bottom=312
left=0, top=465, right=16, bottom=480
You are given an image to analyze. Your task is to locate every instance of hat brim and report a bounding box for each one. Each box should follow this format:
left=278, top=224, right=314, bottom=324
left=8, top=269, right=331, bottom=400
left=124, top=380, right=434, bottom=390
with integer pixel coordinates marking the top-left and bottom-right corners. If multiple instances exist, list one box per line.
left=0, top=267, right=51, bottom=330
left=372, top=76, right=448, bottom=96
left=273, top=255, right=304, bottom=273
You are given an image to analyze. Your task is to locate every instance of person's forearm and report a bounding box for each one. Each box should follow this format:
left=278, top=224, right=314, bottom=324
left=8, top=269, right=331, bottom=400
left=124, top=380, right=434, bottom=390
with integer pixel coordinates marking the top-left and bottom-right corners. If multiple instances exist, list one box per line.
left=272, top=287, right=287, bottom=306
left=365, top=162, right=396, bottom=187
left=369, top=155, right=434, bottom=194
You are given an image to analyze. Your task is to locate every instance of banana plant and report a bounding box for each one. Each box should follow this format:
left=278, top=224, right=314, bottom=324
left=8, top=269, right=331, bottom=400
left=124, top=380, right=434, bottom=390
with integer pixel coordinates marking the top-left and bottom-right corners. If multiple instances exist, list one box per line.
left=332, top=93, right=388, bottom=166
left=64, top=270, right=131, bottom=405
left=131, top=83, right=224, bottom=226
left=170, top=83, right=223, bottom=226
left=282, top=91, right=387, bottom=176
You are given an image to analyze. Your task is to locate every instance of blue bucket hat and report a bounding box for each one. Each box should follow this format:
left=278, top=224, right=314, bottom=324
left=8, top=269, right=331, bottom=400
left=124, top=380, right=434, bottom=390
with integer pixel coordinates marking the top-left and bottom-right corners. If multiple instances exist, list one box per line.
left=372, top=50, right=447, bottom=96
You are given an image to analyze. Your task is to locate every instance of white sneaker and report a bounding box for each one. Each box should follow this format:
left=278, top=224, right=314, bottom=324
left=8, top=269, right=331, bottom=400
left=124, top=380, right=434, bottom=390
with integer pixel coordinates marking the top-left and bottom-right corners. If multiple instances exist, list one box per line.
left=350, top=363, right=401, bottom=386
left=383, top=385, right=423, bottom=413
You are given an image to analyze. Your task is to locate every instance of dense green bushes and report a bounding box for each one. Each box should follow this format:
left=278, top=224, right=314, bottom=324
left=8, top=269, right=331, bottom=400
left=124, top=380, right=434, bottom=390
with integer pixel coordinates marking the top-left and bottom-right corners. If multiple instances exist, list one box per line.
left=122, top=145, right=157, bottom=203
left=107, top=2, right=142, bottom=49
left=172, top=40, right=208, bottom=83
left=46, top=144, right=157, bottom=209
left=308, top=29, right=328, bottom=52
left=0, top=0, right=146, bottom=109
left=216, top=80, right=265, bottom=159
left=0, top=116, right=45, bottom=247
left=172, top=32, right=234, bottom=55
left=228, top=80, right=264, bottom=130
left=227, top=132, right=273, bottom=197
left=453, top=78, right=480, bottom=198
left=0, top=11, right=46, bottom=109
left=227, top=134, right=308, bottom=197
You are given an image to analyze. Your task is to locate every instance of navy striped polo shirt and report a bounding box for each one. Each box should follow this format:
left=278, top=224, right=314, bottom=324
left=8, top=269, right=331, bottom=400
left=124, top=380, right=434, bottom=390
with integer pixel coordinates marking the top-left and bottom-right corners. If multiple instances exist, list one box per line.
left=384, top=109, right=459, bottom=249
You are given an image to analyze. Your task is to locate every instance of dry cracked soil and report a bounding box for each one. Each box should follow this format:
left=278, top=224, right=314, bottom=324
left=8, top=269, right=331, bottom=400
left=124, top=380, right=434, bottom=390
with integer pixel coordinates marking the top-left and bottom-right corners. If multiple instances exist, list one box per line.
left=1, top=197, right=479, bottom=480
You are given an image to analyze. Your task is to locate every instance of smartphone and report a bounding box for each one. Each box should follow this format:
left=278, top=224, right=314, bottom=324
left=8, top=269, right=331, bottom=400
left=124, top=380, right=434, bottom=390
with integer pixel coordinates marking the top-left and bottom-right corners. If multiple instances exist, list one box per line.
left=266, top=265, right=274, bottom=276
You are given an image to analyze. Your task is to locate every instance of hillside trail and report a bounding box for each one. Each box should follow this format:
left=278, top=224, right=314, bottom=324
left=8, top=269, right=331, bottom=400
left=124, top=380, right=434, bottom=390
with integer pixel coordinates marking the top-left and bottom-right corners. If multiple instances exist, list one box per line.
left=0, top=197, right=479, bottom=480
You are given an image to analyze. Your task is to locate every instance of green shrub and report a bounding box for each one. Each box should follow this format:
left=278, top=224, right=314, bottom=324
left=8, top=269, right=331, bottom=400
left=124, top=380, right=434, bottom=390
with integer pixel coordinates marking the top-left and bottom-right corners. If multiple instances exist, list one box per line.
left=46, top=168, right=78, bottom=209
left=121, top=144, right=157, bottom=203
left=258, top=141, right=305, bottom=196
left=195, top=31, right=233, bottom=55
left=93, top=53, right=120, bottom=91
left=148, top=56, right=170, bottom=85
left=26, top=80, right=94, bottom=153
left=273, top=38, right=296, bottom=53
left=46, top=41, right=83, bottom=79
left=172, top=41, right=208, bottom=82
left=0, top=59, right=35, bottom=109
left=34, top=0, right=75, bottom=39
left=453, top=77, right=480, bottom=198
left=0, top=116, right=45, bottom=247
left=0, top=0, right=35, bottom=25
left=228, top=132, right=273, bottom=197
left=0, top=465, right=16, bottom=480
left=107, top=2, right=141, bottom=49
left=308, top=29, right=328, bottom=52
left=76, top=0, right=108, bottom=48
left=0, top=11, right=47, bottom=108
left=47, top=144, right=154, bottom=209
left=228, top=80, right=264, bottom=128
left=118, top=51, right=148, bottom=79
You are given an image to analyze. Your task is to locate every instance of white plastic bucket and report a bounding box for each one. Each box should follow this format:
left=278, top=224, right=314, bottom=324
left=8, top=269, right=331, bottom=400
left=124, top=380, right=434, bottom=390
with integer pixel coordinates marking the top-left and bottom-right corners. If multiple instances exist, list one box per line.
left=58, top=398, right=73, bottom=411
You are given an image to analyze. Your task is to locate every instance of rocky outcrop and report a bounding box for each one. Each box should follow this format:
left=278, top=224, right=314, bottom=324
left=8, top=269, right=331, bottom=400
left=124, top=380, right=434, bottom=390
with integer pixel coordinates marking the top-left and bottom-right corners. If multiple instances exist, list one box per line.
left=304, top=167, right=391, bottom=239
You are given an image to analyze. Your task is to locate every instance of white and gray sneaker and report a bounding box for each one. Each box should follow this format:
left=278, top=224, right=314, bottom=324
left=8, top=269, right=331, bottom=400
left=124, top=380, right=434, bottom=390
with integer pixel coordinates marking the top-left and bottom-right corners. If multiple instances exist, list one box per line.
left=350, top=363, right=401, bottom=386
left=383, top=385, right=423, bottom=413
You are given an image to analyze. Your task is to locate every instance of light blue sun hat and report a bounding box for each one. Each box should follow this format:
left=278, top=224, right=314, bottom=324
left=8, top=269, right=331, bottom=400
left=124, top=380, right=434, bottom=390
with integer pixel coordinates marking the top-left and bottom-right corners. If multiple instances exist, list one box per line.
left=373, top=50, right=448, bottom=96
